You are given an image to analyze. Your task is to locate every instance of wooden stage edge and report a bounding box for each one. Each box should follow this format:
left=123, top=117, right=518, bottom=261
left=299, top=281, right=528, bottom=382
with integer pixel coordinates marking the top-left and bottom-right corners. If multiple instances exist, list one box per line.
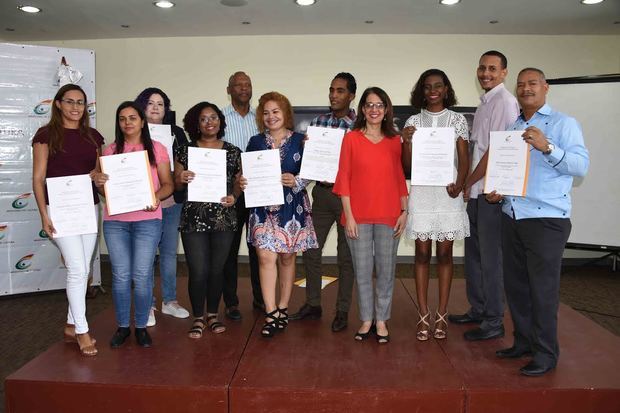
left=6, top=278, right=620, bottom=413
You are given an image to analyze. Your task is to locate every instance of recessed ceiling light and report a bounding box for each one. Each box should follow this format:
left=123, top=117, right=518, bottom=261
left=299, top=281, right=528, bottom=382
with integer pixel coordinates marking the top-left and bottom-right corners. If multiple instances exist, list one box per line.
left=17, top=5, right=41, bottom=13
left=295, top=0, right=316, bottom=6
left=439, top=0, right=460, bottom=5
left=242, top=21, right=251, bottom=25
left=489, top=20, right=499, bottom=24
left=121, top=24, right=130, bottom=28
left=221, top=0, right=248, bottom=6
left=6, top=28, right=16, bottom=31
left=154, top=1, right=175, bottom=8
left=365, top=20, right=374, bottom=24
left=580, top=0, right=604, bottom=4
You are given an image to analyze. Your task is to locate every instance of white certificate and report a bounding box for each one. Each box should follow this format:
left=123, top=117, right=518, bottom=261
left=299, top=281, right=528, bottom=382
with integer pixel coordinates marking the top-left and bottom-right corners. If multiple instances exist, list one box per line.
left=241, top=149, right=284, bottom=208
left=148, top=123, right=174, bottom=171
left=47, top=174, right=97, bottom=238
left=411, top=127, right=455, bottom=186
left=484, top=130, right=530, bottom=196
left=100, top=150, right=156, bottom=216
left=299, top=126, right=345, bottom=183
left=187, top=146, right=227, bottom=203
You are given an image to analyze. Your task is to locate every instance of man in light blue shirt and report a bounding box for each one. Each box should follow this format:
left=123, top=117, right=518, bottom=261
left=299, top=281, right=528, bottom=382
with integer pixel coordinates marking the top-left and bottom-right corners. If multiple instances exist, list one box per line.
left=488, top=68, right=589, bottom=376
left=222, top=71, right=263, bottom=320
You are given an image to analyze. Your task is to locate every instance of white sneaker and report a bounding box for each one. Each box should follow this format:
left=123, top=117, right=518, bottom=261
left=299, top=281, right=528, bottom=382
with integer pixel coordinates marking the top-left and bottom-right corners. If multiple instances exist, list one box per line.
left=147, top=307, right=157, bottom=327
left=162, top=301, right=190, bottom=319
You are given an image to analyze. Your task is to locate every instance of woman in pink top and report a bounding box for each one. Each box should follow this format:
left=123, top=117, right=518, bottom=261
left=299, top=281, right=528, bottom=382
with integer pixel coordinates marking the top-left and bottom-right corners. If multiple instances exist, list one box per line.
left=333, top=87, right=408, bottom=344
left=99, top=101, right=173, bottom=348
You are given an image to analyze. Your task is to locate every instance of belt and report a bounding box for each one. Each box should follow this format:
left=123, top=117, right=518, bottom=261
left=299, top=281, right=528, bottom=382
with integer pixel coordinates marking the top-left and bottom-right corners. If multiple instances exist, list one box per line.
left=316, top=182, right=334, bottom=188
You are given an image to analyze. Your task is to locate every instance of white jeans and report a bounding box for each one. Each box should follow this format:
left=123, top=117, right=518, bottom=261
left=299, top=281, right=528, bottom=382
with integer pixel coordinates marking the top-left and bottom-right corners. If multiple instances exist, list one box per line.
left=51, top=207, right=99, bottom=334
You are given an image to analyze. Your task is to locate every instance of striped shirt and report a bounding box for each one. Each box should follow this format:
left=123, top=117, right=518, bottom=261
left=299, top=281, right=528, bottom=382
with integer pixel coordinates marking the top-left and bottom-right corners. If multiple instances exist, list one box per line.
left=222, top=104, right=259, bottom=152
left=310, top=109, right=356, bottom=131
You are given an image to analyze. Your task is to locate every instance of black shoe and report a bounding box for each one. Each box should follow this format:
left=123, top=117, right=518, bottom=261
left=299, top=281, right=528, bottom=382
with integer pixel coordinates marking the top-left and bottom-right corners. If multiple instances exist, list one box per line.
left=261, top=309, right=279, bottom=338
left=331, top=311, right=348, bottom=332
left=276, top=308, right=289, bottom=331
left=520, top=360, right=555, bottom=377
left=289, top=303, right=322, bottom=320
left=135, top=328, right=152, bottom=347
left=448, top=313, right=482, bottom=324
left=225, top=306, right=242, bottom=321
left=464, top=326, right=505, bottom=341
left=252, top=300, right=265, bottom=311
left=110, top=327, right=130, bottom=348
left=496, top=346, right=533, bottom=359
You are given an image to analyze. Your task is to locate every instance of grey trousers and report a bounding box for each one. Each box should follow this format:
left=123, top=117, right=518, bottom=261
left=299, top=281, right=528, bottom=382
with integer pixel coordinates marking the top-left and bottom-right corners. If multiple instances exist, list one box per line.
left=346, top=224, right=400, bottom=322
left=502, top=215, right=571, bottom=367
left=302, top=184, right=354, bottom=312
left=464, top=197, right=505, bottom=330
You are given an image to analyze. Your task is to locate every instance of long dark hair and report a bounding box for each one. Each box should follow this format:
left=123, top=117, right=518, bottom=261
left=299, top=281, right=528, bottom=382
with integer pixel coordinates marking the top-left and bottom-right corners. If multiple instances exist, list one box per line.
left=114, top=101, right=156, bottom=164
left=352, top=87, right=399, bottom=137
left=410, top=69, right=458, bottom=110
left=44, top=84, right=96, bottom=156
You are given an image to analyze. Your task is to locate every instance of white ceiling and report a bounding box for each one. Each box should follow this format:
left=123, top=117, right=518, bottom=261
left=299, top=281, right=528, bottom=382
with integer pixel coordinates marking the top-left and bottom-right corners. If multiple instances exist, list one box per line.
left=1, top=0, right=619, bottom=41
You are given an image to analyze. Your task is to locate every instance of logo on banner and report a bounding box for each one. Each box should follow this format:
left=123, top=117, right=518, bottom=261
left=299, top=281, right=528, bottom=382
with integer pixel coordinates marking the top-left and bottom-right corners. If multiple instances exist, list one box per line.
left=87, top=102, right=96, bottom=116
left=0, top=224, right=7, bottom=240
left=33, top=99, right=53, bottom=115
left=15, top=254, right=34, bottom=270
left=12, top=193, right=31, bottom=209
left=38, top=229, right=49, bottom=239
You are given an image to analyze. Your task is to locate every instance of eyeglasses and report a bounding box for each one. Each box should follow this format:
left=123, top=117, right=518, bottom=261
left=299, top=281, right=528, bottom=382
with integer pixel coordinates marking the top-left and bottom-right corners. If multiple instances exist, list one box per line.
left=60, top=99, right=85, bottom=107
left=199, top=115, right=220, bottom=124
left=364, top=102, right=385, bottom=110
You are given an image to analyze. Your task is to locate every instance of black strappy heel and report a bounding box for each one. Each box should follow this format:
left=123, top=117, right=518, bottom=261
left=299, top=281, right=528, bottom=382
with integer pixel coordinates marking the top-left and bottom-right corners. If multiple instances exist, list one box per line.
left=261, top=309, right=280, bottom=338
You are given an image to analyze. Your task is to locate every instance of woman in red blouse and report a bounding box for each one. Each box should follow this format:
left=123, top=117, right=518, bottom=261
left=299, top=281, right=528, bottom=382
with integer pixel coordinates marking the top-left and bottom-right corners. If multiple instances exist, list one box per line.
left=333, top=87, right=408, bottom=344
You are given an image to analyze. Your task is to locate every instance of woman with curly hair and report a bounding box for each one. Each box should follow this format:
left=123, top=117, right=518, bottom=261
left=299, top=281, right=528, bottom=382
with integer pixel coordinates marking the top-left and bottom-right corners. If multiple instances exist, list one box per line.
left=32, top=84, right=104, bottom=356
left=401, top=69, right=470, bottom=341
left=135, top=87, right=190, bottom=325
left=176, top=102, right=241, bottom=339
left=240, top=91, right=318, bottom=338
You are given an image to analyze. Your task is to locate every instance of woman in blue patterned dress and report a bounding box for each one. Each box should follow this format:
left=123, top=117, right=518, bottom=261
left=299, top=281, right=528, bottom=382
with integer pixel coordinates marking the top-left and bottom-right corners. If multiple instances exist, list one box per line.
left=241, top=91, right=318, bottom=337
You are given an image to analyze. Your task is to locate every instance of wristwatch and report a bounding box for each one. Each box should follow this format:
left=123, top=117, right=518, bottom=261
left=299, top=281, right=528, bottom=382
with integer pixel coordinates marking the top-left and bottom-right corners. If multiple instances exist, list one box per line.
left=543, top=142, right=555, bottom=155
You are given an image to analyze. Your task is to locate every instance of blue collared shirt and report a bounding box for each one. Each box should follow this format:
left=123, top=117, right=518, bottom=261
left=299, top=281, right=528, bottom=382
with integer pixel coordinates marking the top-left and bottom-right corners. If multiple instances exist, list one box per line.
left=222, top=104, right=259, bottom=152
left=502, top=104, right=589, bottom=220
left=310, top=109, right=356, bottom=131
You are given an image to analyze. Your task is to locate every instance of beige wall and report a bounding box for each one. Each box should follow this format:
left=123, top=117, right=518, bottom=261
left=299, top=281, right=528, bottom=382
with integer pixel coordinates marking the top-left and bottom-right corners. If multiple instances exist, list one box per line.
left=30, top=34, right=620, bottom=257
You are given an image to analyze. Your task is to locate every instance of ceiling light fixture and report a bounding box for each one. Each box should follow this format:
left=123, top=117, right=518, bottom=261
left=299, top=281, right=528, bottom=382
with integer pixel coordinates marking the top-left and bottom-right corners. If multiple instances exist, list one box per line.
left=580, top=0, right=604, bottom=4
left=295, top=0, right=316, bottom=6
left=154, top=1, right=175, bottom=8
left=439, top=0, right=460, bottom=5
left=17, top=5, right=41, bottom=13
left=220, top=0, right=248, bottom=6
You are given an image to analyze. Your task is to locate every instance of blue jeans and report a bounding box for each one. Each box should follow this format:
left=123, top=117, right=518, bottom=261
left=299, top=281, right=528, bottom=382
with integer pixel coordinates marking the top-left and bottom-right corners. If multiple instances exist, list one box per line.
left=104, top=219, right=162, bottom=328
left=157, top=202, right=182, bottom=303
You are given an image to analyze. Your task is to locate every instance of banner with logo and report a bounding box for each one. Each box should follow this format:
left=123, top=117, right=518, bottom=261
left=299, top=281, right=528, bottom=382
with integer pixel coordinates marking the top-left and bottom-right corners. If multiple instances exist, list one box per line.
left=0, top=43, right=100, bottom=296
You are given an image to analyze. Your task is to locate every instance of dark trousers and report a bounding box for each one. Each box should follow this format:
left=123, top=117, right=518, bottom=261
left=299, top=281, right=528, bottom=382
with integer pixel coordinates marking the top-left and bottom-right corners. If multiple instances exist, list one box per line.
left=464, top=197, right=505, bottom=329
left=182, top=231, right=235, bottom=316
left=302, top=184, right=354, bottom=312
left=222, top=197, right=262, bottom=307
left=502, top=214, right=571, bottom=367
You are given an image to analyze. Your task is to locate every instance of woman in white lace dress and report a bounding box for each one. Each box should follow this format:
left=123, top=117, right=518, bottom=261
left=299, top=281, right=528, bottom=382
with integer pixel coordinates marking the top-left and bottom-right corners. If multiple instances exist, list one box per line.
left=401, top=69, right=470, bottom=341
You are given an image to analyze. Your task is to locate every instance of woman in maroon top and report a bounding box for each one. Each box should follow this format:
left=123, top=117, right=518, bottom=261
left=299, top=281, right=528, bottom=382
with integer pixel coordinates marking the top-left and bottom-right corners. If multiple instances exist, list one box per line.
left=32, top=84, right=104, bottom=357
left=333, top=87, right=408, bottom=344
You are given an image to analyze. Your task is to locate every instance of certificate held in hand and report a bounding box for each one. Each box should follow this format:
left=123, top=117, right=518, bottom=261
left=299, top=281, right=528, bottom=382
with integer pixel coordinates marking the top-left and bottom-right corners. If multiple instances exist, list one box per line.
left=148, top=123, right=174, bottom=171
left=411, top=127, right=455, bottom=186
left=47, top=174, right=97, bottom=238
left=484, top=130, right=530, bottom=196
left=241, top=149, right=284, bottom=208
left=187, top=146, right=227, bottom=203
left=100, top=150, right=156, bottom=216
left=299, top=126, right=345, bottom=183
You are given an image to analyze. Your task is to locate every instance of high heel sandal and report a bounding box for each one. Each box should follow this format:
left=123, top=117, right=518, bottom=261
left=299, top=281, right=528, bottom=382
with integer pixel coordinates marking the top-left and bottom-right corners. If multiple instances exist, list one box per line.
left=416, top=312, right=430, bottom=341
left=261, top=309, right=280, bottom=338
left=76, top=333, right=98, bottom=357
left=375, top=322, right=390, bottom=344
left=277, top=307, right=288, bottom=331
left=354, top=322, right=375, bottom=341
left=433, top=311, right=448, bottom=340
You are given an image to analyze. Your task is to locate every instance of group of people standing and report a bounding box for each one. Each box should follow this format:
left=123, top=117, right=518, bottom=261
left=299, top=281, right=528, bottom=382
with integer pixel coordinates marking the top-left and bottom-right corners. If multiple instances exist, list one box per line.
left=32, top=49, right=588, bottom=377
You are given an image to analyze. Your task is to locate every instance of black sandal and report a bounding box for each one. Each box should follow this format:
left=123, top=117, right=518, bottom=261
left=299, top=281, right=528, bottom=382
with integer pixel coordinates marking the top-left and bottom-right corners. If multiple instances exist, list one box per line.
left=261, top=309, right=279, bottom=338
left=354, top=322, right=375, bottom=341
left=277, top=307, right=288, bottom=331
left=188, top=318, right=206, bottom=339
left=206, top=315, right=226, bottom=334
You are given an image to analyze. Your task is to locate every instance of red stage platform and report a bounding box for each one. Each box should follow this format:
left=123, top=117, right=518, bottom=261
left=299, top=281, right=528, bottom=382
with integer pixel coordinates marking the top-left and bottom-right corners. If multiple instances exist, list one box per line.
left=5, top=278, right=620, bottom=413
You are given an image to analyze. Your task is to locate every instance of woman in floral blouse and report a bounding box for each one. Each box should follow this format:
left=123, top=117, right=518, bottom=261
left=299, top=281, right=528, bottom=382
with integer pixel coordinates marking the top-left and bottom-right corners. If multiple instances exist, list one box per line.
left=175, top=101, right=241, bottom=339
